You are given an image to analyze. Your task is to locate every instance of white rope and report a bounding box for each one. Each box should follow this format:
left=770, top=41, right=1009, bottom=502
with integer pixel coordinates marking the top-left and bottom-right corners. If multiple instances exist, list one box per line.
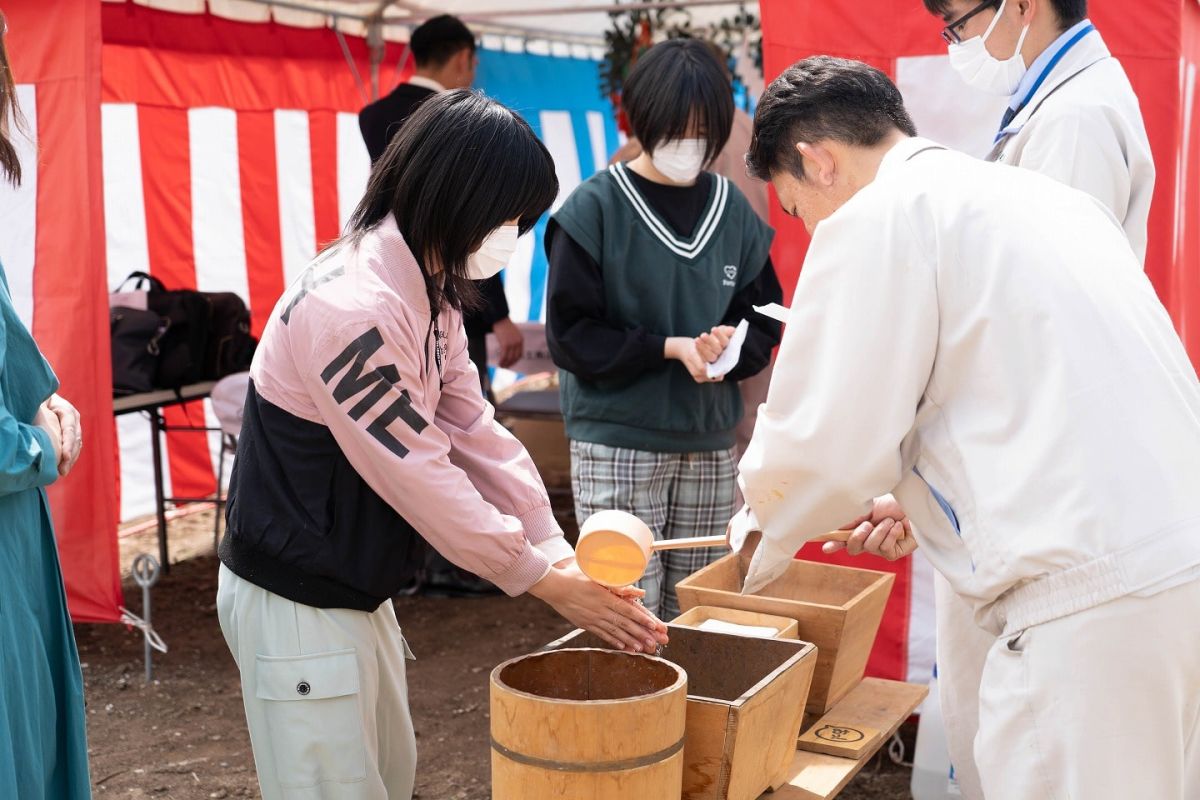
left=887, top=731, right=913, bottom=768
left=120, top=607, right=169, bottom=655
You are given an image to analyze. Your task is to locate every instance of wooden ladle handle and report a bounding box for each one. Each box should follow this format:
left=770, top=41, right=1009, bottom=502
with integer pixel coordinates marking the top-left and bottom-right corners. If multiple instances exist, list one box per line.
left=647, top=527, right=906, bottom=553
left=813, top=527, right=908, bottom=543
left=649, top=535, right=728, bottom=552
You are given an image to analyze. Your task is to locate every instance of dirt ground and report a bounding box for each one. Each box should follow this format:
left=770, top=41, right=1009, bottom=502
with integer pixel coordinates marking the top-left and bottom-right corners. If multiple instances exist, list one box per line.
left=78, top=502, right=914, bottom=800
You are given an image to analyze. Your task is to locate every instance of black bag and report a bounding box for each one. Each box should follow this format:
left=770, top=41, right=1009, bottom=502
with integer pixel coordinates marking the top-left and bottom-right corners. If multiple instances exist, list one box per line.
left=110, top=306, right=165, bottom=396
left=118, top=271, right=212, bottom=388
left=202, top=291, right=256, bottom=380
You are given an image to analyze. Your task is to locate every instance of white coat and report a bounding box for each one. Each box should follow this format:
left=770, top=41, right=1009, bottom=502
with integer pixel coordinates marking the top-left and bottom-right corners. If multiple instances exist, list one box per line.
left=737, top=137, right=1200, bottom=637
left=988, top=28, right=1155, bottom=265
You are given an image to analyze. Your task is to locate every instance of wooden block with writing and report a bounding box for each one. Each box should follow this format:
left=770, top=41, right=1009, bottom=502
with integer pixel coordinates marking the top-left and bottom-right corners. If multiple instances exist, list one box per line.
left=797, top=722, right=882, bottom=759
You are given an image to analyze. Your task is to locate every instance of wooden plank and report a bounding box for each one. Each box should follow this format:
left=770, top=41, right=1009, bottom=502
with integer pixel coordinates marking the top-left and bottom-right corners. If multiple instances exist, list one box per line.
left=760, top=678, right=927, bottom=800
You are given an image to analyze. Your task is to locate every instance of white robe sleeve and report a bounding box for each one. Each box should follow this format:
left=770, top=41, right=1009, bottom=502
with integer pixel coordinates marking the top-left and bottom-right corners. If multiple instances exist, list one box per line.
left=737, top=194, right=939, bottom=593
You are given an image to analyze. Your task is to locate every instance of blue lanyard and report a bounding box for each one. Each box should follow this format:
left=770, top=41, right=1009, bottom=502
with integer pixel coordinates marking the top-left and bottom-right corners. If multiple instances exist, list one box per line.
left=997, top=23, right=1095, bottom=139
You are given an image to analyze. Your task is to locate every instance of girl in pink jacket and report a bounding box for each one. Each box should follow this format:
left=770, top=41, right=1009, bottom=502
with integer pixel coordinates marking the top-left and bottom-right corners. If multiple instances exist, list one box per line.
left=216, top=90, right=667, bottom=800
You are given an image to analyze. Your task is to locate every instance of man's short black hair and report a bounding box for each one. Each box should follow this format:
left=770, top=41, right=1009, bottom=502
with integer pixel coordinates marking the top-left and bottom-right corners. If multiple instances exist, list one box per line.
left=923, top=0, right=1087, bottom=29
left=622, top=38, right=734, bottom=167
left=410, top=15, right=476, bottom=68
left=747, top=56, right=917, bottom=181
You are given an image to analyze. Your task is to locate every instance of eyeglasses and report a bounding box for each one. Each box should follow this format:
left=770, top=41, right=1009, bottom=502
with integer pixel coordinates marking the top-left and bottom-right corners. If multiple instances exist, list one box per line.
left=940, top=0, right=1002, bottom=45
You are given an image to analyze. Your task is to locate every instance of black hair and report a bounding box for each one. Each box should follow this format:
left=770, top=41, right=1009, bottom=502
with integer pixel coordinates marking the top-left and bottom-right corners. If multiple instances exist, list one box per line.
left=410, top=15, right=476, bottom=68
left=347, top=90, right=558, bottom=314
left=0, top=14, right=25, bottom=186
left=746, top=56, right=918, bottom=181
left=923, top=0, right=1087, bottom=29
left=622, top=38, right=734, bottom=167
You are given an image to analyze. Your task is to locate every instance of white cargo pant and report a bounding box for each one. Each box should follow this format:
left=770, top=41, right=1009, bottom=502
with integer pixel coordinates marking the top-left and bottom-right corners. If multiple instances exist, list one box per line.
left=216, top=565, right=417, bottom=799
left=937, top=575, right=1200, bottom=799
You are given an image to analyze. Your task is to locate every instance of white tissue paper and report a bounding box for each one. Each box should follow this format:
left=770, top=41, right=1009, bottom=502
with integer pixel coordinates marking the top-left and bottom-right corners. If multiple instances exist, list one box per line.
left=752, top=302, right=790, bottom=324
left=706, top=319, right=750, bottom=380
left=696, top=618, right=781, bottom=638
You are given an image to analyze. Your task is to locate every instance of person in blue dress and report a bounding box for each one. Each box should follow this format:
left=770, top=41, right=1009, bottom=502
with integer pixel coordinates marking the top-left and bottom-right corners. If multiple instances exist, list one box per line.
left=0, top=14, right=91, bottom=798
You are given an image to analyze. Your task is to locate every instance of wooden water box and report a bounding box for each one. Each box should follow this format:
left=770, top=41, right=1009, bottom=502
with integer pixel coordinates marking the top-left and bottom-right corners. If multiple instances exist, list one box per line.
left=675, top=554, right=894, bottom=714
left=547, top=625, right=817, bottom=800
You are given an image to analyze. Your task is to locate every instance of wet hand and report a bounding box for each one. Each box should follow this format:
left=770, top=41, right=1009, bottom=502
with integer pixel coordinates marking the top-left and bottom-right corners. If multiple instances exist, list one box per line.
left=530, top=563, right=668, bottom=653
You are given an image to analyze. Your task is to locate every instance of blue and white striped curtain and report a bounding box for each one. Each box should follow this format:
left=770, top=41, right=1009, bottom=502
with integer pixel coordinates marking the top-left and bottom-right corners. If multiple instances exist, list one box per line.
left=476, top=47, right=621, bottom=324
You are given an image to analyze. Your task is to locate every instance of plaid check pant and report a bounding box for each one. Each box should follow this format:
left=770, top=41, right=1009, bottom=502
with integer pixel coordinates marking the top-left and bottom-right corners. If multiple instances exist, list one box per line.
left=569, top=440, right=738, bottom=619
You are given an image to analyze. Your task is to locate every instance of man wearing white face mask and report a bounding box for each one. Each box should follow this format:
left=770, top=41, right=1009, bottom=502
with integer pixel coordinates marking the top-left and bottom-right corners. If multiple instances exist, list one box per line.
left=916, top=4, right=1157, bottom=795
left=546, top=39, right=783, bottom=619
left=931, top=0, right=1155, bottom=264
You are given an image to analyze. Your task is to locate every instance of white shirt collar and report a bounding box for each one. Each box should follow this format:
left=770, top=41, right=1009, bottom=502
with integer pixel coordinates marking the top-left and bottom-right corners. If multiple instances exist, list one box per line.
left=407, top=75, right=447, bottom=93
left=1009, top=19, right=1095, bottom=112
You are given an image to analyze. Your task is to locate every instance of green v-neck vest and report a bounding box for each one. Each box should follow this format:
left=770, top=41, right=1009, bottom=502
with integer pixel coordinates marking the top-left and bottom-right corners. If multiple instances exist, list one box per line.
left=551, top=164, right=774, bottom=452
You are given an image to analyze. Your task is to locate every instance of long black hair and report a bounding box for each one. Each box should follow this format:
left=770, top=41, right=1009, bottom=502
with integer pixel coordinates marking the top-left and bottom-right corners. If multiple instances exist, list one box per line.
left=347, top=89, right=558, bottom=313
left=0, top=13, right=26, bottom=186
left=622, top=38, right=734, bottom=168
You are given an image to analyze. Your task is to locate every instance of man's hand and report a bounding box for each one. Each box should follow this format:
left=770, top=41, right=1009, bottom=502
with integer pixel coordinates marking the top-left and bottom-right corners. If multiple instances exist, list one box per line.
left=825, top=494, right=918, bottom=561
left=492, top=317, right=524, bottom=369
left=666, top=337, right=721, bottom=384
left=695, top=325, right=736, bottom=363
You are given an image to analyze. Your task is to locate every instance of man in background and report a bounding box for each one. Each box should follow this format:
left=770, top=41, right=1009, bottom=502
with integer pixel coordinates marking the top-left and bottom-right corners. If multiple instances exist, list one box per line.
left=359, top=14, right=525, bottom=399
left=359, top=15, right=521, bottom=596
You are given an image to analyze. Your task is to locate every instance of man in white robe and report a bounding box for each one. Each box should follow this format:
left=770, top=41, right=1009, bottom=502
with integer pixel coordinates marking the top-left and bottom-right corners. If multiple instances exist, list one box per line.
left=734, top=55, right=1200, bottom=800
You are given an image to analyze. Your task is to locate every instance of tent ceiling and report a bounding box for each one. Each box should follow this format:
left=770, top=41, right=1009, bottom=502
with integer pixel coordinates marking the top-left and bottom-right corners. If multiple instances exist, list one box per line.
left=104, top=0, right=760, bottom=45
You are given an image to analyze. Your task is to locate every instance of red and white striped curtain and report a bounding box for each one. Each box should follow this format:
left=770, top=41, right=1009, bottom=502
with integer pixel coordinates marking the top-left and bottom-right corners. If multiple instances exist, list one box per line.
left=101, top=4, right=399, bottom=520
left=0, top=0, right=122, bottom=622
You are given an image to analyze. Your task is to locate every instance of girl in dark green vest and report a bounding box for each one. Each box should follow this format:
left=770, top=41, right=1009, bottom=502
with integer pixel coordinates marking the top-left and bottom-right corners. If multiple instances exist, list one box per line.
left=547, top=39, right=783, bottom=618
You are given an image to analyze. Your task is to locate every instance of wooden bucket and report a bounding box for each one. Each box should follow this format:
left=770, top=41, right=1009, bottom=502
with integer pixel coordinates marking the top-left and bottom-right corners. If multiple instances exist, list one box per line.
left=546, top=627, right=818, bottom=800
left=490, top=648, right=688, bottom=799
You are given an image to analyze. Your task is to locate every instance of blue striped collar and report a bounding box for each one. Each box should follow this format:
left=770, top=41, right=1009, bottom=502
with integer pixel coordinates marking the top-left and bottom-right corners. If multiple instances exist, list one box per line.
left=1010, top=19, right=1095, bottom=114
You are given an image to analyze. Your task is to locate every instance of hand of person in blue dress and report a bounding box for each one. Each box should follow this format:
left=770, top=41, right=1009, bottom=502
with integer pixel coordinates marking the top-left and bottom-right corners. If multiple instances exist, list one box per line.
left=33, top=403, right=63, bottom=470
left=45, top=394, right=82, bottom=477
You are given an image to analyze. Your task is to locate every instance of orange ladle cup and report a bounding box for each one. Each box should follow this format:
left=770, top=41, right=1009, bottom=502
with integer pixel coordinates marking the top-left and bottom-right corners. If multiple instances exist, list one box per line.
left=574, top=510, right=899, bottom=588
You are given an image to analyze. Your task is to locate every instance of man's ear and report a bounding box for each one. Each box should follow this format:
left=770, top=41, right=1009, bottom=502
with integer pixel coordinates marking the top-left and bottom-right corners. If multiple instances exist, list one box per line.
left=795, top=141, right=837, bottom=186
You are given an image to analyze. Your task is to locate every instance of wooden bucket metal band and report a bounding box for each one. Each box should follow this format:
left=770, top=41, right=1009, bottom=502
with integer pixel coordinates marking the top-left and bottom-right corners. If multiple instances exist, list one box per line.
left=490, top=736, right=685, bottom=773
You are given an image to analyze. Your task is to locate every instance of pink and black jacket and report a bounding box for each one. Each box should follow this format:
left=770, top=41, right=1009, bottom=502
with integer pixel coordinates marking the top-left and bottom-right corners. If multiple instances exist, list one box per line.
left=219, top=215, right=573, bottom=611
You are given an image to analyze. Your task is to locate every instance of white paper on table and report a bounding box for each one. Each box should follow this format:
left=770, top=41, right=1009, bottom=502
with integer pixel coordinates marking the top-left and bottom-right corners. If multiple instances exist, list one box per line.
left=706, top=318, right=749, bottom=379
left=696, top=618, right=781, bottom=638
left=753, top=302, right=790, bottom=324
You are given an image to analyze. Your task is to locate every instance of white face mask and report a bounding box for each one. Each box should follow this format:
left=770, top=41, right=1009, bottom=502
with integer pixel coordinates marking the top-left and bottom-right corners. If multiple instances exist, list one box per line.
left=466, top=225, right=519, bottom=280
left=947, top=0, right=1031, bottom=97
left=650, top=138, right=707, bottom=183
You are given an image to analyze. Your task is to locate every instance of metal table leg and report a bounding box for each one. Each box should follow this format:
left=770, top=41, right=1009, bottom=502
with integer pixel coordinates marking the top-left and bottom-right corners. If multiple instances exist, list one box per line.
left=149, top=409, right=170, bottom=574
